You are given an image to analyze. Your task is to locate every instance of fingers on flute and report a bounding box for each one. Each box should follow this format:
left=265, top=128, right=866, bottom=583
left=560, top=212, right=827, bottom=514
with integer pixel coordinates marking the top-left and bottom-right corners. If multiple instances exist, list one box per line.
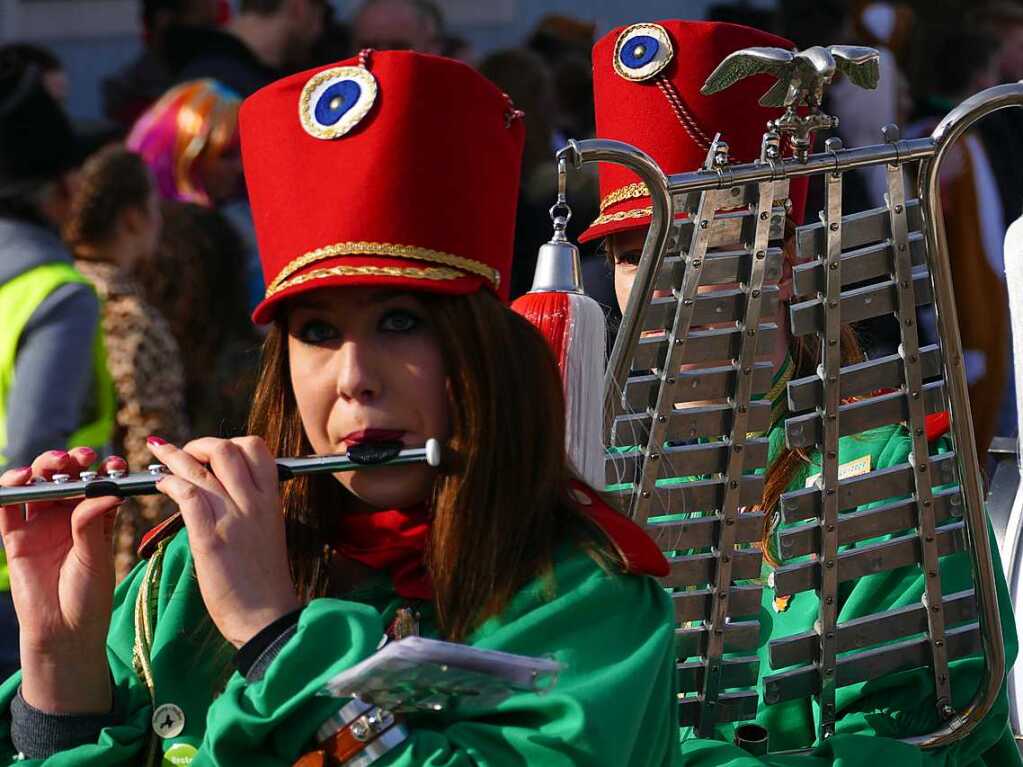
left=70, top=497, right=123, bottom=569
left=29, top=450, right=77, bottom=480
left=153, top=475, right=217, bottom=541
left=67, top=446, right=98, bottom=471
left=147, top=439, right=224, bottom=494
left=0, top=466, right=33, bottom=536
left=181, top=437, right=268, bottom=509
left=230, top=437, right=277, bottom=496
left=99, top=455, right=127, bottom=475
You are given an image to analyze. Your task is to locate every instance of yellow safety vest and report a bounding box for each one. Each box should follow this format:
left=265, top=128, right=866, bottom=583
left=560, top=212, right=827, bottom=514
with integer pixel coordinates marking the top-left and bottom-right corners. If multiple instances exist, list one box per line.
left=0, top=262, right=116, bottom=590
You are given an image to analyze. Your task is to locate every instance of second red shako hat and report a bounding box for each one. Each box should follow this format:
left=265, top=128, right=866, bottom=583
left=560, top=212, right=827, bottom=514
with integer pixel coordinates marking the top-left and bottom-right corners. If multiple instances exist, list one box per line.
left=579, top=20, right=809, bottom=244
left=241, top=50, right=525, bottom=324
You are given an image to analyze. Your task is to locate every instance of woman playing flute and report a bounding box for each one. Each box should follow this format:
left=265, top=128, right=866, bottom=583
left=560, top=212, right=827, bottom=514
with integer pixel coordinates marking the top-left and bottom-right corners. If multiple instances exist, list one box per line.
left=588, top=19, right=1020, bottom=767
left=0, top=52, right=677, bottom=766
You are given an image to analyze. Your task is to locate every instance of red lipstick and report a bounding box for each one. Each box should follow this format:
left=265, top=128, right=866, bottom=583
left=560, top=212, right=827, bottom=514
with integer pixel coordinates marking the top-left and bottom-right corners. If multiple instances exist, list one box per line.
left=341, top=429, right=406, bottom=446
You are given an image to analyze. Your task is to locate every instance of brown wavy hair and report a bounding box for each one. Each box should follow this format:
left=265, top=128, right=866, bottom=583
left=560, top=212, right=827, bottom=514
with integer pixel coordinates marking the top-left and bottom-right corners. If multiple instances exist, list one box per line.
left=64, top=146, right=151, bottom=253
left=248, top=289, right=620, bottom=641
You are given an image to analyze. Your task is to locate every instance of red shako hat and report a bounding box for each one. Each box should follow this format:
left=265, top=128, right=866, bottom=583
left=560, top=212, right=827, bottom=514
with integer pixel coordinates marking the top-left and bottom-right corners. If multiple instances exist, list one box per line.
left=242, top=50, right=525, bottom=324
left=579, top=20, right=809, bottom=244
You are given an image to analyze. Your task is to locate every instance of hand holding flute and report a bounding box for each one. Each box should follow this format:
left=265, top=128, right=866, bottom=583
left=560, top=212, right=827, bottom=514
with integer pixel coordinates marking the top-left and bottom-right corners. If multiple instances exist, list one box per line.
left=0, top=435, right=442, bottom=715
left=0, top=447, right=125, bottom=715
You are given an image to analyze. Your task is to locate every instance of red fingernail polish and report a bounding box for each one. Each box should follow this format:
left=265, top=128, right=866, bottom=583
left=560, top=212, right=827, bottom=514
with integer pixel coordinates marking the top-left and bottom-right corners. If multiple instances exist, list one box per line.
left=147, top=436, right=168, bottom=446
left=49, top=450, right=68, bottom=458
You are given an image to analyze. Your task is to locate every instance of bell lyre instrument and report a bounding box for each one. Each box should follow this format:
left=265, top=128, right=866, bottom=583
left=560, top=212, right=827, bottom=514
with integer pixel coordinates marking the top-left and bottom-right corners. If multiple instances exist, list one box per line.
left=556, top=38, right=1023, bottom=753
left=0, top=439, right=443, bottom=506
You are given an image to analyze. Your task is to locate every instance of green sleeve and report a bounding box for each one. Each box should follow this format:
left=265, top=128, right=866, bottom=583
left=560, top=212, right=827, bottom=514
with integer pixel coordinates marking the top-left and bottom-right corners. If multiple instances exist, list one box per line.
left=0, top=531, right=180, bottom=765
left=198, top=553, right=678, bottom=767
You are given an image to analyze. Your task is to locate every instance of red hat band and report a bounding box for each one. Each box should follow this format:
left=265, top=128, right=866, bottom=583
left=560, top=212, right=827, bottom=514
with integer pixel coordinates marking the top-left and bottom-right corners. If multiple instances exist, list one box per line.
left=580, top=20, right=809, bottom=244
left=241, top=51, right=525, bottom=324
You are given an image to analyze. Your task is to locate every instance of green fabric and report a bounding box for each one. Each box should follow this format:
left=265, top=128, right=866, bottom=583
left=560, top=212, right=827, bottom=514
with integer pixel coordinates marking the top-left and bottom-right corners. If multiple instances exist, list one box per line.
left=0, top=262, right=116, bottom=593
left=0, top=262, right=116, bottom=465
left=0, top=532, right=678, bottom=766
left=676, top=422, right=1021, bottom=766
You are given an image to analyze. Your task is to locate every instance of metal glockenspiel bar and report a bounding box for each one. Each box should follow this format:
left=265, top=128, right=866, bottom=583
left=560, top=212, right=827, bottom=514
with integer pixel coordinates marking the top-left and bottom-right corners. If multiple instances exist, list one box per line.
left=698, top=177, right=777, bottom=737
left=815, top=153, right=843, bottom=738
left=886, top=153, right=954, bottom=716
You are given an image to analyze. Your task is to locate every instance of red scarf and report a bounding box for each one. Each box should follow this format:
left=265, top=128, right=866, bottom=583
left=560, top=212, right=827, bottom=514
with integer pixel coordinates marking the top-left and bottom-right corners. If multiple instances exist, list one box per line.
left=331, top=485, right=668, bottom=601
left=333, top=505, right=434, bottom=600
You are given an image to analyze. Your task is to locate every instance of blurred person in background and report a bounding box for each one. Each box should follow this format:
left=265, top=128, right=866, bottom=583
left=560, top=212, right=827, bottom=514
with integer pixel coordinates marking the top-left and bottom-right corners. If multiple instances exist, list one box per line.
left=705, top=1, right=778, bottom=31
left=126, top=79, right=243, bottom=209
left=479, top=48, right=600, bottom=302
left=351, top=0, right=443, bottom=53
left=174, top=0, right=326, bottom=94
left=136, top=201, right=258, bottom=441
left=64, top=146, right=189, bottom=582
left=0, top=44, right=67, bottom=106
left=0, top=53, right=116, bottom=677
left=980, top=2, right=1023, bottom=226
left=526, top=14, right=597, bottom=142
left=829, top=2, right=913, bottom=209
left=441, top=33, right=475, bottom=64
left=125, top=80, right=260, bottom=438
left=2, top=42, right=124, bottom=172
left=908, top=28, right=1010, bottom=454
left=0, top=55, right=114, bottom=477
left=126, top=79, right=263, bottom=309
left=307, top=0, right=354, bottom=68
left=102, top=0, right=220, bottom=130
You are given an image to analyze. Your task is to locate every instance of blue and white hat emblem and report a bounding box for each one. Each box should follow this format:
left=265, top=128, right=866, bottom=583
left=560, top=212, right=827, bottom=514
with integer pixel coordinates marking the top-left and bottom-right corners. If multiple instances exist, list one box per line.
left=613, top=23, right=674, bottom=82
left=299, top=65, right=378, bottom=140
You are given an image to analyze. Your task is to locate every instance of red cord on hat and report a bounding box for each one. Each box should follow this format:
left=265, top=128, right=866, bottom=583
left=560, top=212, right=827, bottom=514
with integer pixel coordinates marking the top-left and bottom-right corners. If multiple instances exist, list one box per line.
left=654, top=75, right=712, bottom=152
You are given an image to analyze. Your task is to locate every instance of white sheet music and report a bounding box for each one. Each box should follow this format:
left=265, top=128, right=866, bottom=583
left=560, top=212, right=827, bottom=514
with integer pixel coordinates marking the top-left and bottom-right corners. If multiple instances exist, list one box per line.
left=321, top=637, right=562, bottom=713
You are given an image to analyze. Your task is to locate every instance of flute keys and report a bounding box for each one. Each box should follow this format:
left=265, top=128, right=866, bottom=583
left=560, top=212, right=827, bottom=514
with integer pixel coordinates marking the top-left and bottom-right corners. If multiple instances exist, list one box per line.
left=108, top=469, right=126, bottom=479
left=51, top=474, right=71, bottom=483
left=148, top=464, right=169, bottom=476
left=80, top=471, right=98, bottom=482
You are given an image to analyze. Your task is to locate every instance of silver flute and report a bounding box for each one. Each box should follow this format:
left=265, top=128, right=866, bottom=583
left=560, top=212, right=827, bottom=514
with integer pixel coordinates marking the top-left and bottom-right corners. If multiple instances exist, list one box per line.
left=0, top=439, right=442, bottom=506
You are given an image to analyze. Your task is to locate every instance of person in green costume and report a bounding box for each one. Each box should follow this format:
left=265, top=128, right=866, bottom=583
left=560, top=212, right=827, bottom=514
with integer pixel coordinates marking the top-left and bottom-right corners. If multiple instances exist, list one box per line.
left=581, top=18, right=1020, bottom=767
left=0, top=52, right=679, bottom=766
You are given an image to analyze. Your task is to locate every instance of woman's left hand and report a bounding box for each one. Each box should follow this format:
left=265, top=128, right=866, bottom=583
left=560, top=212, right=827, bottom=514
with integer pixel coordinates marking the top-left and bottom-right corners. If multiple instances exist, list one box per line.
left=148, top=436, right=300, bottom=648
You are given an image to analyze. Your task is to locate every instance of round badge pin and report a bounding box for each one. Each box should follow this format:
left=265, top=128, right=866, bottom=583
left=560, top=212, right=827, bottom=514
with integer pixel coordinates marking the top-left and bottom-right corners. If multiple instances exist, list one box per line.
left=162, top=742, right=198, bottom=767
left=299, top=65, right=378, bottom=140
left=152, top=703, right=186, bottom=739
left=613, top=23, right=674, bottom=82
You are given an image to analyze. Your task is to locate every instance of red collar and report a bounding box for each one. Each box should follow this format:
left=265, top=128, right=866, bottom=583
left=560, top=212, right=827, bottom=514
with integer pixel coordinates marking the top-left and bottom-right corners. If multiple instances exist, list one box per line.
left=332, top=485, right=669, bottom=600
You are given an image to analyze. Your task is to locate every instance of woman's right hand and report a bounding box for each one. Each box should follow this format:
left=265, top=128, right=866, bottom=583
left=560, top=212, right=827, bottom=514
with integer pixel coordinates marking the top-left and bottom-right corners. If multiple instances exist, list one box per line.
left=0, top=447, right=127, bottom=713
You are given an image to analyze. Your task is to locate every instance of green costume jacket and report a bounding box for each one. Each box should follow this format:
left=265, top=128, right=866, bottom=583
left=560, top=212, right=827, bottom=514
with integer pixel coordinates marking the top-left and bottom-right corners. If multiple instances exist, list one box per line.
left=675, top=420, right=1021, bottom=766
left=0, top=529, right=678, bottom=766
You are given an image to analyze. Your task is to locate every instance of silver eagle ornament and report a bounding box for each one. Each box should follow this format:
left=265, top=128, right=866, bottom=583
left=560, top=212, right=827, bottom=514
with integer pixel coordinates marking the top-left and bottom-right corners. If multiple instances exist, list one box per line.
left=700, top=45, right=881, bottom=162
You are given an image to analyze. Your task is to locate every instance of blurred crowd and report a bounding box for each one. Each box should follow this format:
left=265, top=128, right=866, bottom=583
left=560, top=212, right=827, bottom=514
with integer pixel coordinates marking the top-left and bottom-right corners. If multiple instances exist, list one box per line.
left=0, top=0, right=1022, bottom=608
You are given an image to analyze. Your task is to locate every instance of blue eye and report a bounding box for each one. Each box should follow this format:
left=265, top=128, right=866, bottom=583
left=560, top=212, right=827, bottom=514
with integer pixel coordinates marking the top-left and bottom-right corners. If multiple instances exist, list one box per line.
left=613, top=24, right=674, bottom=82
left=380, top=309, right=421, bottom=333
left=299, top=65, right=378, bottom=140
left=297, top=319, right=338, bottom=344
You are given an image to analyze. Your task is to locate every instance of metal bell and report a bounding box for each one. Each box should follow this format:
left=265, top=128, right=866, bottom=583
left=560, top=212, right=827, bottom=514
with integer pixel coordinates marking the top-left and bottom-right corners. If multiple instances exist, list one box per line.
left=528, top=158, right=585, bottom=294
